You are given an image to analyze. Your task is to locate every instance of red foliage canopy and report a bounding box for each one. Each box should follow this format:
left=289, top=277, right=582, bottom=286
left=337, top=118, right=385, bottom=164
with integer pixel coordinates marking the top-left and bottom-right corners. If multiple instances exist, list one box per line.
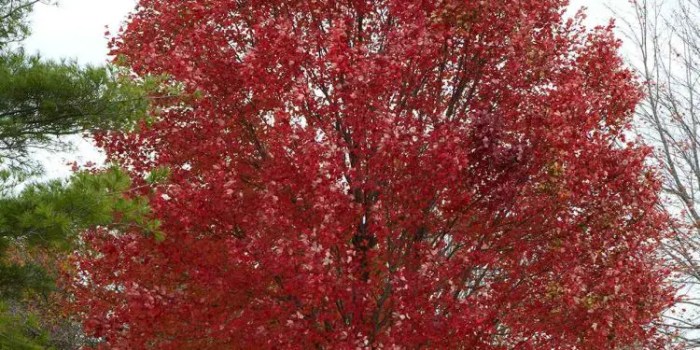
left=70, top=0, right=675, bottom=348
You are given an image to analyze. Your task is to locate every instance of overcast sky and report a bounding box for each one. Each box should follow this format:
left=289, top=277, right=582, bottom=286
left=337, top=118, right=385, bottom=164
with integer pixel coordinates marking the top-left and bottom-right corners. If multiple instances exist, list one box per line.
left=25, top=0, right=137, bottom=65
left=22, top=0, right=617, bottom=179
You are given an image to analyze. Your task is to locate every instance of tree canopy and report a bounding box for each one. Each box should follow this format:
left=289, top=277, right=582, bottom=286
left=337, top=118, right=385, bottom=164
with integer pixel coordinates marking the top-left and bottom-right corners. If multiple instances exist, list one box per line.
left=70, top=0, right=675, bottom=348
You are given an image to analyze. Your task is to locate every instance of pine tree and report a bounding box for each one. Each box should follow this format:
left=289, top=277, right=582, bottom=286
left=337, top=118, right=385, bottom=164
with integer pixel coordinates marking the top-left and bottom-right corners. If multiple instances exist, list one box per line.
left=0, top=1, right=154, bottom=347
left=0, top=1, right=147, bottom=172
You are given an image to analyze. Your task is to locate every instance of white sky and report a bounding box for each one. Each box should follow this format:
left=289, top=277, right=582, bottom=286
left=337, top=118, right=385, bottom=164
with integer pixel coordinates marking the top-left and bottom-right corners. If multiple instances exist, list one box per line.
left=570, top=0, right=614, bottom=25
left=24, top=0, right=137, bottom=65
left=22, top=0, right=616, bottom=179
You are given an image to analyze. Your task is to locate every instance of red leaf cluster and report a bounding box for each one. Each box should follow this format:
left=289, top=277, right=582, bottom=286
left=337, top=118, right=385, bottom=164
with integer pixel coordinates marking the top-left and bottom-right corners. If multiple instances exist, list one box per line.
left=70, top=0, right=675, bottom=348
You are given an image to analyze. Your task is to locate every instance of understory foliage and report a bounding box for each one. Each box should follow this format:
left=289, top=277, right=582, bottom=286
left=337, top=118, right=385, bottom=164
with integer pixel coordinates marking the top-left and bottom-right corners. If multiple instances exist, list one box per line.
left=70, top=0, right=676, bottom=348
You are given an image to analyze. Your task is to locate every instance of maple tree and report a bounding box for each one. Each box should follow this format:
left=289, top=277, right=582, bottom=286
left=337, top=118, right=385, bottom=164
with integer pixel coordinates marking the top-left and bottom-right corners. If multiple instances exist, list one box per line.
left=69, top=0, right=677, bottom=348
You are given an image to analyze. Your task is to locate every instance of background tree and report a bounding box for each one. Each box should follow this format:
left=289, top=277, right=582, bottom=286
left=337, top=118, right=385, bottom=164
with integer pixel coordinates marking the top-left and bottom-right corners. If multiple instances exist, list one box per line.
left=0, top=2, right=148, bottom=172
left=622, top=0, right=700, bottom=346
left=0, top=0, right=154, bottom=348
left=71, top=0, right=675, bottom=348
left=0, top=0, right=40, bottom=49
